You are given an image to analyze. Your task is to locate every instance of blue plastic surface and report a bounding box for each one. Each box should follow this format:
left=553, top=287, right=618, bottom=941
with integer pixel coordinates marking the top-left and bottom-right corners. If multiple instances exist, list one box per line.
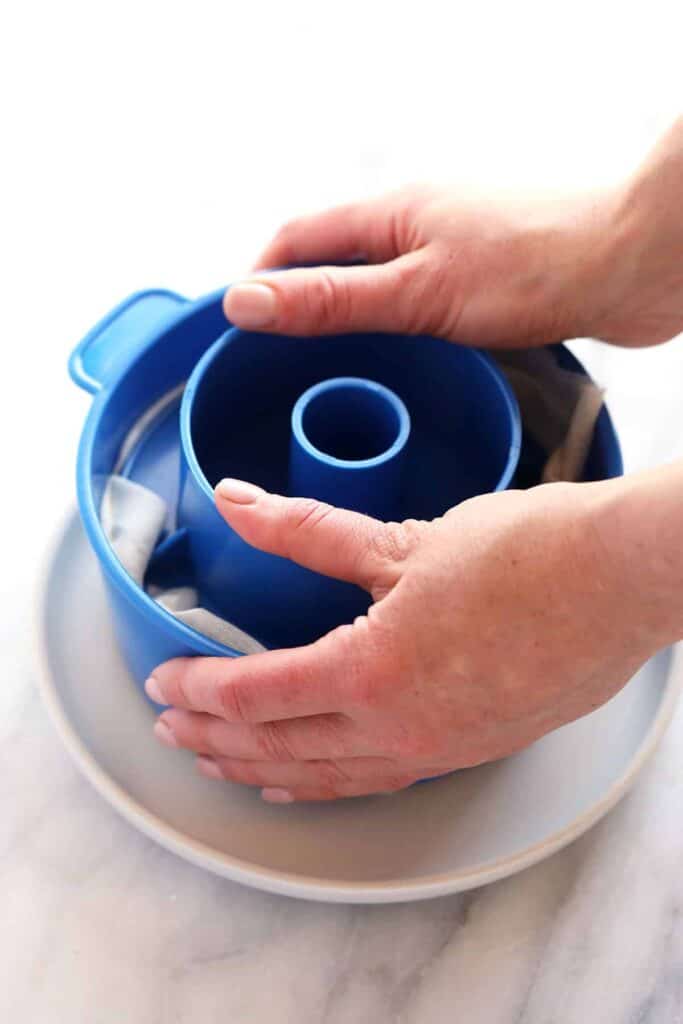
left=69, top=290, right=187, bottom=394
left=73, top=291, right=240, bottom=690
left=70, top=287, right=623, bottom=697
left=290, top=377, right=411, bottom=518
left=178, top=326, right=522, bottom=648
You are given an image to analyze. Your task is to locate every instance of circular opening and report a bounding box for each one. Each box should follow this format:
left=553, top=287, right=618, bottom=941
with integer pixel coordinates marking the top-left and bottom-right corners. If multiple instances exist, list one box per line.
left=299, top=379, right=405, bottom=463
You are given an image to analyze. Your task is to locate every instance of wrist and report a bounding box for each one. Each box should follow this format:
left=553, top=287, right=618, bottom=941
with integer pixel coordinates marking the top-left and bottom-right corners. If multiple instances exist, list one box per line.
left=586, top=465, right=683, bottom=651
left=531, top=188, right=629, bottom=346
left=559, top=185, right=637, bottom=343
left=573, top=117, right=683, bottom=347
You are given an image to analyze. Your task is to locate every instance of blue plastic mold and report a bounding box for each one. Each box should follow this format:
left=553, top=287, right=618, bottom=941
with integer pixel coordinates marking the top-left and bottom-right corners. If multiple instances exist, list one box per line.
left=177, top=324, right=522, bottom=648
left=70, top=287, right=623, bottom=692
left=289, top=376, right=412, bottom=518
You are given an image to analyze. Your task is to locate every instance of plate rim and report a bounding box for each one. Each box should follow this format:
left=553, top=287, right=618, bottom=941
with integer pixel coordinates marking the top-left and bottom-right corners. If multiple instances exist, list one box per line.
left=34, top=508, right=682, bottom=904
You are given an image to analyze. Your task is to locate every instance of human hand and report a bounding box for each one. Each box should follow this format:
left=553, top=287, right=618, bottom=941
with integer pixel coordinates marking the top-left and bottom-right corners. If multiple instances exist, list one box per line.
left=223, top=117, right=683, bottom=350
left=223, top=185, right=604, bottom=348
left=147, top=474, right=674, bottom=802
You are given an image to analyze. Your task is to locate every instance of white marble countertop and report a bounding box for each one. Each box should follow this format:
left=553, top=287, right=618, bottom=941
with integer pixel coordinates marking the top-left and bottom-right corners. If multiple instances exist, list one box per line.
left=4, top=11, right=683, bottom=1017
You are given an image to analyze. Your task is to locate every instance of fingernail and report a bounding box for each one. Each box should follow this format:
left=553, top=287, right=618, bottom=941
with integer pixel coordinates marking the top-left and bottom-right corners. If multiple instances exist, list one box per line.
left=261, top=787, right=295, bottom=804
left=225, top=282, right=278, bottom=328
left=145, top=676, right=164, bottom=703
left=215, top=478, right=264, bottom=504
left=197, top=756, right=223, bottom=780
left=153, top=719, right=178, bottom=748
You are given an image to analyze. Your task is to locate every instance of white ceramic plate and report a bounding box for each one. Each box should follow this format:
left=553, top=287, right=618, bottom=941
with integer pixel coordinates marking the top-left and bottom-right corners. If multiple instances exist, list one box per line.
left=36, top=511, right=681, bottom=903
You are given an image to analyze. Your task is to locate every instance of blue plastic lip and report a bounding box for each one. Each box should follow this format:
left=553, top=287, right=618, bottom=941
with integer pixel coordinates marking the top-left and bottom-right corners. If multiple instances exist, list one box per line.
left=291, top=376, right=411, bottom=470
left=74, top=289, right=621, bottom=665
left=470, top=348, right=522, bottom=491
left=180, top=328, right=524, bottom=504
left=180, top=332, right=231, bottom=505
left=75, top=290, right=244, bottom=659
left=69, top=289, right=188, bottom=395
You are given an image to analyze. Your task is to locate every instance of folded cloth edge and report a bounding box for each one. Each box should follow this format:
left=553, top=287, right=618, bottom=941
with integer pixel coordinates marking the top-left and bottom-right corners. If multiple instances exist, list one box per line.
left=101, top=476, right=266, bottom=655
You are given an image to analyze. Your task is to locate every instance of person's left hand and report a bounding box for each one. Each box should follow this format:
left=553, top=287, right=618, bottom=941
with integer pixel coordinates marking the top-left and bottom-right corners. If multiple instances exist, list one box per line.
left=146, top=474, right=665, bottom=802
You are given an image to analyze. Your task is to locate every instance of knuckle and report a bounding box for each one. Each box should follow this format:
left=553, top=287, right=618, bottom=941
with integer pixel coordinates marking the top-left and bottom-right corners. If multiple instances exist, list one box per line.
left=371, top=520, right=424, bottom=566
left=174, top=668, right=193, bottom=710
left=157, top=656, right=191, bottom=704
left=313, top=713, right=355, bottom=758
left=287, top=497, right=335, bottom=534
left=307, top=268, right=352, bottom=331
left=402, top=252, right=454, bottom=336
left=280, top=498, right=337, bottom=559
left=387, top=202, right=419, bottom=257
left=382, top=185, right=432, bottom=243
left=315, top=759, right=354, bottom=787
left=218, top=679, right=249, bottom=722
left=255, top=722, right=296, bottom=762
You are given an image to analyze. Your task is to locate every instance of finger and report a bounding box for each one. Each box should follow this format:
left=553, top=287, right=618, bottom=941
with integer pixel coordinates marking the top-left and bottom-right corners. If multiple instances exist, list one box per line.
left=261, top=777, right=415, bottom=802
left=222, top=253, right=431, bottom=337
left=155, top=708, right=380, bottom=760
left=147, top=622, right=368, bottom=722
left=196, top=754, right=413, bottom=793
left=252, top=199, right=405, bottom=270
left=214, top=480, right=422, bottom=590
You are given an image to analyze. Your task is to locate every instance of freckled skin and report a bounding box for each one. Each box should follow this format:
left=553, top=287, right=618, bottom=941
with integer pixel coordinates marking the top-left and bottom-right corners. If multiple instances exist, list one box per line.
left=151, top=117, right=683, bottom=801
left=150, top=469, right=682, bottom=800
left=224, top=119, right=683, bottom=353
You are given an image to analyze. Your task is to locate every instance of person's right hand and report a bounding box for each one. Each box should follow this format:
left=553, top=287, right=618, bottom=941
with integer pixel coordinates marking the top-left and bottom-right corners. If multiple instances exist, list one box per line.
left=224, top=117, right=683, bottom=350
left=147, top=464, right=683, bottom=802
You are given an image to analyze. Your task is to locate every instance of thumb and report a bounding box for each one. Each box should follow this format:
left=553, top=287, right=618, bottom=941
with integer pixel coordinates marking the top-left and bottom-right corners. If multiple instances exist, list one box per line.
left=222, top=253, right=431, bottom=337
left=214, top=478, right=423, bottom=594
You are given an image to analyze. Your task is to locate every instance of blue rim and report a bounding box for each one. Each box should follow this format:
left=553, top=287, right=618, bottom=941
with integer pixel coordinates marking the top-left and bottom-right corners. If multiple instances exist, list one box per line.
left=76, top=294, right=618, bottom=665
left=75, top=290, right=240, bottom=658
left=179, top=330, right=231, bottom=504
left=180, top=327, right=524, bottom=503
left=291, top=376, right=411, bottom=470
left=471, top=348, right=522, bottom=491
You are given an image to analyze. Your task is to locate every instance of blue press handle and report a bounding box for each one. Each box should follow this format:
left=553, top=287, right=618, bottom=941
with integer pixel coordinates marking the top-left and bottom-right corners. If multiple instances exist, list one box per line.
left=68, top=289, right=188, bottom=395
